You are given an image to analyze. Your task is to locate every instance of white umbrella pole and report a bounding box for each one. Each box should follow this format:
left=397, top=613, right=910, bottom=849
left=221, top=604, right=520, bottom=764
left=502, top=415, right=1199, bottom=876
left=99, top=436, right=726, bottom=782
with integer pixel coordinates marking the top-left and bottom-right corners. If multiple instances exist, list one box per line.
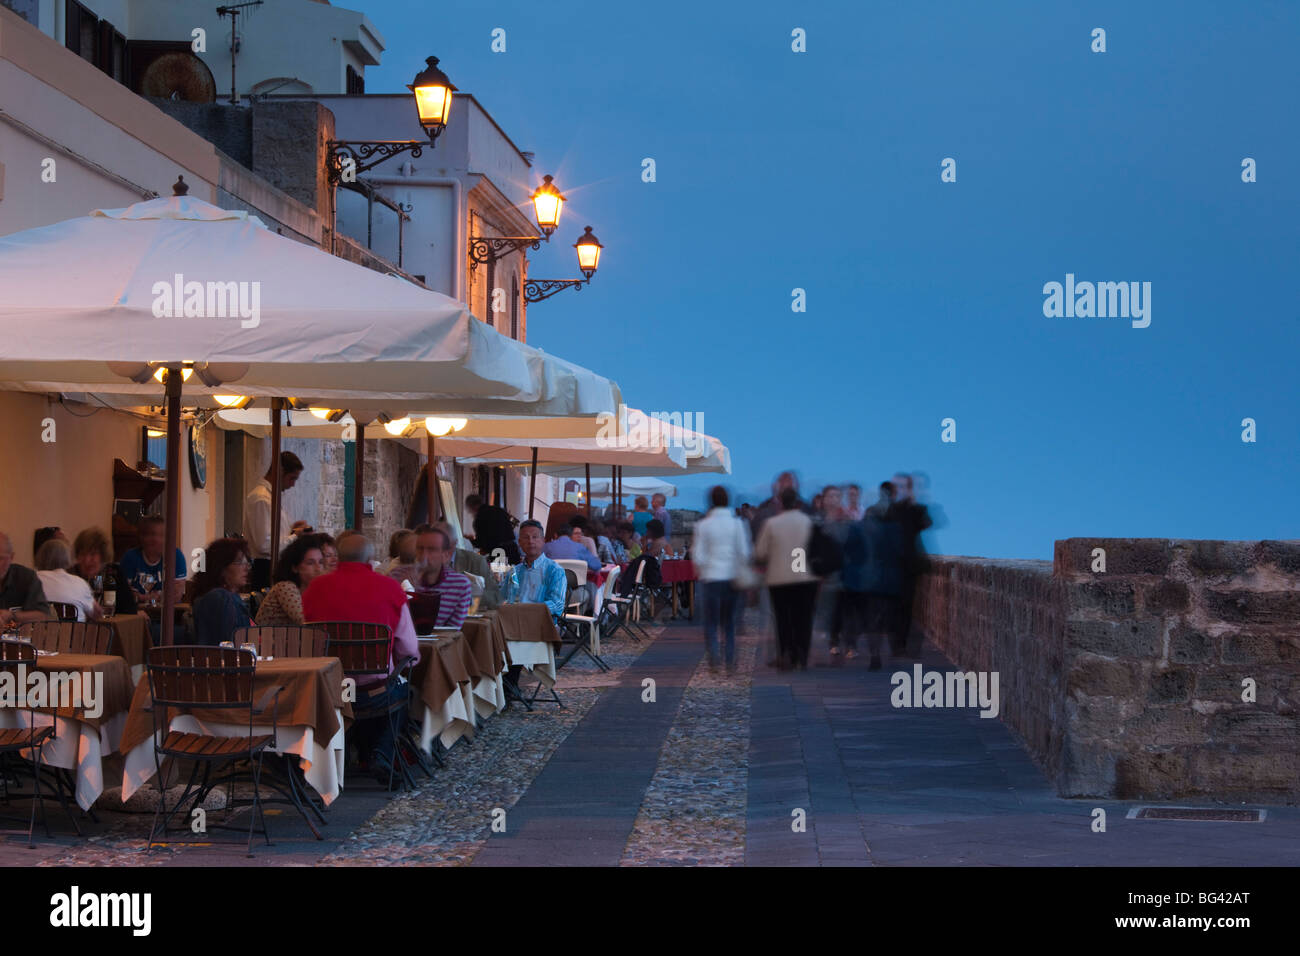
left=528, top=447, right=538, bottom=520
left=585, top=464, right=591, bottom=518
left=161, top=368, right=182, bottom=646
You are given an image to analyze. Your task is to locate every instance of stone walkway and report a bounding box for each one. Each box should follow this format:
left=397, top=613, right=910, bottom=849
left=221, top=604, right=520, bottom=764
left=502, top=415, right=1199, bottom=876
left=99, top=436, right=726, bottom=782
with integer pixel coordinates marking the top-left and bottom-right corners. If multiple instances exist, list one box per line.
left=5, top=615, right=1300, bottom=866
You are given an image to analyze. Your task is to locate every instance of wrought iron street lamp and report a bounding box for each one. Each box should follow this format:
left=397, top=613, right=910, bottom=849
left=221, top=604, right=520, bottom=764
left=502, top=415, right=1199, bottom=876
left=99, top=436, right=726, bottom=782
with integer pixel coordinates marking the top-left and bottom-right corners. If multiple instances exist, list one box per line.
left=468, top=175, right=568, bottom=270
left=524, top=226, right=604, bottom=303
left=327, top=57, right=454, bottom=185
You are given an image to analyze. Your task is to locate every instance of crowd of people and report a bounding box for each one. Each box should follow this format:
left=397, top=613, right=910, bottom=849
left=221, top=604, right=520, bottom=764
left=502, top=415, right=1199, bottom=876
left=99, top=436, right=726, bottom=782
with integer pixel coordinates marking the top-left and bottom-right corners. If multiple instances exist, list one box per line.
left=690, top=470, right=937, bottom=673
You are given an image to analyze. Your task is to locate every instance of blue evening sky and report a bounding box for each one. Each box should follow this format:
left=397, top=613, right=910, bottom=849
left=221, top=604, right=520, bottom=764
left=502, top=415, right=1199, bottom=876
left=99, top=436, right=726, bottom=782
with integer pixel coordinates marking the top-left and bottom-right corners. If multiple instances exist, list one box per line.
left=369, top=0, right=1299, bottom=558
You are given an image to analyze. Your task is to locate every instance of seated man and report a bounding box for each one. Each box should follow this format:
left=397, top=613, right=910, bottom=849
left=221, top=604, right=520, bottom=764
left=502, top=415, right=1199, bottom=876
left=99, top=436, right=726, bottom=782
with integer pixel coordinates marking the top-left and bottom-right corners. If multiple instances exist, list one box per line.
left=501, top=520, right=567, bottom=626
left=0, top=531, right=50, bottom=626
left=432, top=520, right=500, bottom=611
left=302, top=531, right=418, bottom=787
left=542, top=521, right=600, bottom=614
left=389, top=525, right=472, bottom=630
left=119, top=514, right=188, bottom=606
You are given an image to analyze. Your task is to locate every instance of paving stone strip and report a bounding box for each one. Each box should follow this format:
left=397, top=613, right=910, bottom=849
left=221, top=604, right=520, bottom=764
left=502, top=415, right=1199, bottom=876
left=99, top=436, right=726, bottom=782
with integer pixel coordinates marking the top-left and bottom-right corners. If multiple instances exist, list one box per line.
left=322, top=634, right=660, bottom=866
left=620, top=631, right=758, bottom=866
left=471, top=622, right=704, bottom=866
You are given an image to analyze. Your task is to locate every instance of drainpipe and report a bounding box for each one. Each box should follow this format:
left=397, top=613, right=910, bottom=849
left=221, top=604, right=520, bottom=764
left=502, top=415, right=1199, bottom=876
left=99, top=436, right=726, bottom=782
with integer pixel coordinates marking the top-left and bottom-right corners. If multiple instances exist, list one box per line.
left=362, top=174, right=464, bottom=302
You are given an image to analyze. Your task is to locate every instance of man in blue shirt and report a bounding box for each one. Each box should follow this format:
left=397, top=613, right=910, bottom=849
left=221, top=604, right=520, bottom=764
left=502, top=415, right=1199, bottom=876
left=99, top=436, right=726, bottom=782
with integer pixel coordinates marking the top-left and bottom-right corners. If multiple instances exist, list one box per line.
left=119, top=515, right=187, bottom=605
left=501, top=520, right=567, bottom=624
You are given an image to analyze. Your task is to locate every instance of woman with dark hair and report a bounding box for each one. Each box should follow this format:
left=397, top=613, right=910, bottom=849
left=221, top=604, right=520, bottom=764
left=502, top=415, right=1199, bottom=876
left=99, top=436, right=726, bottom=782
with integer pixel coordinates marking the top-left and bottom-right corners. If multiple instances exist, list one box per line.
left=310, top=533, right=339, bottom=574
left=254, top=536, right=325, bottom=627
left=191, top=538, right=253, bottom=646
left=642, top=518, right=674, bottom=561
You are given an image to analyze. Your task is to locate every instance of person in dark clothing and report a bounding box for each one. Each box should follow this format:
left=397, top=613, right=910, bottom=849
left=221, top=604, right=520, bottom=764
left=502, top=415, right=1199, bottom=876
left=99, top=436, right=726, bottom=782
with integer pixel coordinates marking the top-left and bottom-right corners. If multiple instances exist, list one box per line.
left=886, top=473, right=932, bottom=657
left=465, top=495, right=521, bottom=565
left=859, top=505, right=905, bottom=669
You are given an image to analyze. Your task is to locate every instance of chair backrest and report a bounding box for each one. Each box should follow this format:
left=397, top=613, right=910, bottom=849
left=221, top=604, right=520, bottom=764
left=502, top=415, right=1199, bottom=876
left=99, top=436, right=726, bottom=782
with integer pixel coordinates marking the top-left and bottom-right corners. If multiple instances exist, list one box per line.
left=0, top=640, right=37, bottom=716
left=146, top=645, right=256, bottom=710
left=602, top=566, right=621, bottom=599
left=18, top=619, right=115, bottom=656
left=562, top=569, right=581, bottom=610
left=50, top=601, right=80, bottom=622
left=315, top=621, right=394, bottom=678
left=555, top=559, right=588, bottom=586
left=232, top=625, right=327, bottom=659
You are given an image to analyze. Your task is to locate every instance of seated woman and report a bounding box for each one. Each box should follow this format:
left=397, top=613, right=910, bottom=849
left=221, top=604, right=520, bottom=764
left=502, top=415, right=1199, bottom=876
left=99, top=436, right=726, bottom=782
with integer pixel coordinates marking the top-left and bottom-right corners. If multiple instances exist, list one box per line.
left=617, top=521, right=642, bottom=560
left=191, top=538, right=253, bottom=646
left=72, top=526, right=139, bottom=616
left=642, top=519, right=675, bottom=561
left=35, top=538, right=102, bottom=622
left=382, top=529, right=416, bottom=575
left=255, top=536, right=325, bottom=627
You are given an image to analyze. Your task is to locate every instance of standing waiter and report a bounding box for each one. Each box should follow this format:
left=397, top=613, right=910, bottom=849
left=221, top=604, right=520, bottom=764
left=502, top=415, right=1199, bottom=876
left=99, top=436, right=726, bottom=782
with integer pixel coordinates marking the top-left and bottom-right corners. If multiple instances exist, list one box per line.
left=244, top=451, right=308, bottom=589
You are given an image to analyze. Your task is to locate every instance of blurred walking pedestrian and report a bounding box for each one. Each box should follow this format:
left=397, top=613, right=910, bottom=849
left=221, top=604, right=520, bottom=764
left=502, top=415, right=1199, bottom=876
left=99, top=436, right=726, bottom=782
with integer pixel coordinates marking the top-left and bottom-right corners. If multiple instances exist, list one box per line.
left=887, top=473, right=932, bottom=658
left=691, top=485, right=753, bottom=672
left=754, top=486, right=819, bottom=670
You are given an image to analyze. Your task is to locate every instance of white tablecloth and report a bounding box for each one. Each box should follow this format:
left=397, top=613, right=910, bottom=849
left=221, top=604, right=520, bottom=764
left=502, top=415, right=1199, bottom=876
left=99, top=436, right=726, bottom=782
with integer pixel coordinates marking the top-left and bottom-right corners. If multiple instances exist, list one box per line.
left=0, top=710, right=126, bottom=810
left=506, top=640, right=557, bottom=687
left=120, top=710, right=346, bottom=806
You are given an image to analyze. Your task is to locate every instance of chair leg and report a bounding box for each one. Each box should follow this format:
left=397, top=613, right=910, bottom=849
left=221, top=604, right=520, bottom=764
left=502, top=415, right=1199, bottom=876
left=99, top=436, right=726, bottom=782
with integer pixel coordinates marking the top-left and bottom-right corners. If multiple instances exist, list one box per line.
left=27, top=745, right=43, bottom=848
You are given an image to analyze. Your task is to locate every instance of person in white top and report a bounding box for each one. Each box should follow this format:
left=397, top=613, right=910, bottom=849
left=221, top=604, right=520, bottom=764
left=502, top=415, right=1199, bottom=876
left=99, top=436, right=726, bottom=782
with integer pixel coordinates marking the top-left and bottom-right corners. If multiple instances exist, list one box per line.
left=243, top=450, right=309, bottom=589
left=35, top=538, right=101, bottom=622
left=753, top=486, right=819, bottom=670
left=690, top=485, right=753, bottom=671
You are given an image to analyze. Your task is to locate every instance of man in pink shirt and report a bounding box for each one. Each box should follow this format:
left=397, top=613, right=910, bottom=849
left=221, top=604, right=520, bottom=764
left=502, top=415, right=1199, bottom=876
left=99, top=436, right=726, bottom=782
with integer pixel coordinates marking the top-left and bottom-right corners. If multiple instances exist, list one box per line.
left=303, top=531, right=417, bottom=784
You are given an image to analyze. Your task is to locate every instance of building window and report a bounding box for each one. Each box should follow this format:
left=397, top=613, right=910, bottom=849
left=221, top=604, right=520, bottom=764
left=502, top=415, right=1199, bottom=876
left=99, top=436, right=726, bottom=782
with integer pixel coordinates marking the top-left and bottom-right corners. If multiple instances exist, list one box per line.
left=346, top=64, right=365, bottom=95
left=65, top=0, right=97, bottom=64
left=64, top=1, right=127, bottom=83
left=511, top=278, right=520, bottom=339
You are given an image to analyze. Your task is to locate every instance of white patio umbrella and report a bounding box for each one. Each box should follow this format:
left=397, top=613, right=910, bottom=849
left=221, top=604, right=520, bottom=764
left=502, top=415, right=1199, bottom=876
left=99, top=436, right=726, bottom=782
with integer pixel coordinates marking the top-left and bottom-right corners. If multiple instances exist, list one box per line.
left=209, top=408, right=688, bottom=522
left=0, top=186, right=621, bottom=641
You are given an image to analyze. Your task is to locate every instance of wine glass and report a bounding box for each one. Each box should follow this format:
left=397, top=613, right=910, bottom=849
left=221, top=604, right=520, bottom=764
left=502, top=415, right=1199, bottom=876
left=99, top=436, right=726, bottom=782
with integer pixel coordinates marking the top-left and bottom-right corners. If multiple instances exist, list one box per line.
left=137, top=572, right=158, bottom=607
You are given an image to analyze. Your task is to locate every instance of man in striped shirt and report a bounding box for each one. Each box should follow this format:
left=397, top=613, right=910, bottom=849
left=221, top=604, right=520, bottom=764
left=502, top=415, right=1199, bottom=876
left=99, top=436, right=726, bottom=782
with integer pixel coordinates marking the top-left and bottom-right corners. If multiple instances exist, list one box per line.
left=390, top=525, right=473, bottom=629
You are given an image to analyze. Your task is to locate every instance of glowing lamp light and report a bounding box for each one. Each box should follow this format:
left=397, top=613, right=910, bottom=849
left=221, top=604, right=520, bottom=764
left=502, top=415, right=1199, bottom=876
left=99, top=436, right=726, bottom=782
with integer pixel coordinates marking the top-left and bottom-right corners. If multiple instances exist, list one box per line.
left=424, top=416, right=468, bottom=437
left=384, top=417, right=413, bottom=437
left=214, top=395, right=251, bottom=408
left=531, top=175, right=565, bottom=237
left=409, top=57, right=454, bottom=139
left=574, top=226, right=603, bottom=278
left=153, top=365, right=193, bottom=383
left=146, top=428, right=165, bottom=438
left=308, top=407, right=332, bottom=419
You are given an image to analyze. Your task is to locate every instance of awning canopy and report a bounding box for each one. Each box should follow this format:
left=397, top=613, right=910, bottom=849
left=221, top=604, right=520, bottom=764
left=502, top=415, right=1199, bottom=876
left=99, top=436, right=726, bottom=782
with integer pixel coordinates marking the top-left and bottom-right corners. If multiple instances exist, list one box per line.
left=0, top=195, right=620, bottom=416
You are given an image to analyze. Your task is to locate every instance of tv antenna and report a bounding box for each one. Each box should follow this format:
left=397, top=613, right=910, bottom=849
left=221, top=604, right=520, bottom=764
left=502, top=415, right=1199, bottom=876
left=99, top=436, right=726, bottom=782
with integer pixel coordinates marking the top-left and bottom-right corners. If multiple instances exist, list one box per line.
left=215, top=1, right=263, bottom=105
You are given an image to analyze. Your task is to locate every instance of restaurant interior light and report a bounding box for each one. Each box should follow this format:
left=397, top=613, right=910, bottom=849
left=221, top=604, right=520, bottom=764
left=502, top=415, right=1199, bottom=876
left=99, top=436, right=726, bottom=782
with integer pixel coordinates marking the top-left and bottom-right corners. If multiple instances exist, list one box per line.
left=531, top=175, right=565, bottom=237
left=424, top=416, right=468, bottom=437
left=574, top=226, right=603, bottom=278
left=146, top=427, right=165, bottom=438
left=152, top=366, right=193, bottom=384
left=409, top=56, right=454, bottom=140
left=214, top=395, right=251, bottom=408
left=384, top=417, right=413, bottom=437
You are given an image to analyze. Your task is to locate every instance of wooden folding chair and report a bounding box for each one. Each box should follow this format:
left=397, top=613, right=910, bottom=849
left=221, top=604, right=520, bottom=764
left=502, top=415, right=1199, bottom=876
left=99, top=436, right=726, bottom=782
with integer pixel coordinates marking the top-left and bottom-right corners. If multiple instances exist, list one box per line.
left=145, top=645, right=281, bottom=857
left=19, top=619, right=115, bottom=656
left=232, top=625, right=327, bottom=659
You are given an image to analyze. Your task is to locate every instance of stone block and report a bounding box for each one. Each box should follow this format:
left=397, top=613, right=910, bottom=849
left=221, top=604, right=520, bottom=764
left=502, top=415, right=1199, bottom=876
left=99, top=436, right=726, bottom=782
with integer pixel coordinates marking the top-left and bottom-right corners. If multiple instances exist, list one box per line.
left=1168, top=624, right=1213, bottom=664
left=1203, top=589, right=1300, bottom=626
left=1140, top=578, right=1190, bottom=614
left=1115, top=751, right=1190, bottom=799
left=1147, top=667, right=1192, bottom=705
left=1064, top=579, right=1137, bottom=616
left=1185, top=540, right=1257, bottom=576
left=1065, top=618, right=1162, bottom=658
left=1067, top=656, right=1138, bottom=697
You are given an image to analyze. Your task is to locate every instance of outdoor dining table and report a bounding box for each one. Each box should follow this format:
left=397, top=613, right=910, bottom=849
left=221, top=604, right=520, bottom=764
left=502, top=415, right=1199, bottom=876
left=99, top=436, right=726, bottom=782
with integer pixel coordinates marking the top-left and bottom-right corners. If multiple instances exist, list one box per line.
left=660, top=559, right=697, bottom=619
left=0, top=651, right=134, bottom=810
left=410, top=615, right=507, bottom=752
left=495, top=602, right=563, bottom=690
left=118, top=656, right=351, bottom=806
left=106, top=613, right=151, bottom=681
